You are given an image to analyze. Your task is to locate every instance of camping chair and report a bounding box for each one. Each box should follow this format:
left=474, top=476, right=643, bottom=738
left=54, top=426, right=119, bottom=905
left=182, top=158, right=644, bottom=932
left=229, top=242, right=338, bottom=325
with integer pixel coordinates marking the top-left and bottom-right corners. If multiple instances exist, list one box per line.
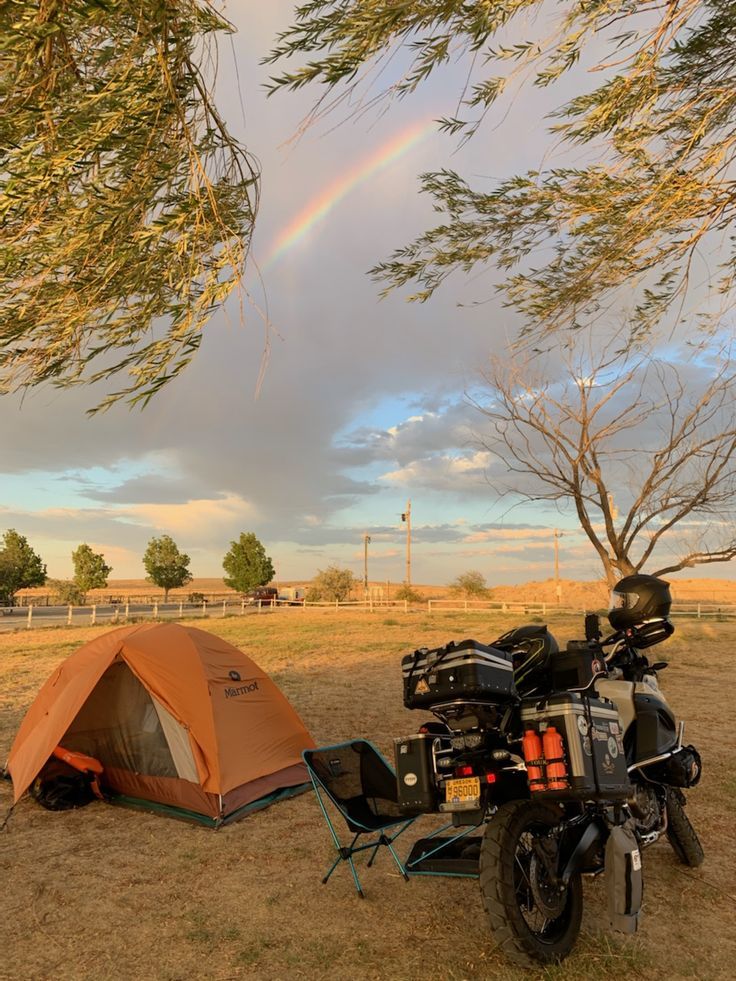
left=303, top=740, right=419, bottom=897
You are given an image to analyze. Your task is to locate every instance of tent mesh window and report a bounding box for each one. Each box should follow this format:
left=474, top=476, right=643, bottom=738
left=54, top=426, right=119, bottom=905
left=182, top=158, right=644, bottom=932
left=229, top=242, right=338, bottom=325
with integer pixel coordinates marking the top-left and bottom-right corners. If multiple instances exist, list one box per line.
left=63, top=660, right=178, bottom=778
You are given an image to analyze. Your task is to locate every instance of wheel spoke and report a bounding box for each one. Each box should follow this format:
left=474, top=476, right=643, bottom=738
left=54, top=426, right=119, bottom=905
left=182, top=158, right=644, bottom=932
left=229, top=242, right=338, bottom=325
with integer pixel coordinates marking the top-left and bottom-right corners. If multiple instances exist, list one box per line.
left=514, top=852, right=533, bottom=892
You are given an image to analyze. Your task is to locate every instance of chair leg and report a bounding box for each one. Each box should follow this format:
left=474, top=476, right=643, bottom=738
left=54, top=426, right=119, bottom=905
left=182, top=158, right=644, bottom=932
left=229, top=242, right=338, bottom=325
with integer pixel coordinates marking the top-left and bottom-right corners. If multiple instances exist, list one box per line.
left=387, top=840, right=410, bottom=881
left=346, top=855, right=365, bottom=898
left=321, top=853, right=342, bottom=885
left=366, top=838, right=382, bottom=868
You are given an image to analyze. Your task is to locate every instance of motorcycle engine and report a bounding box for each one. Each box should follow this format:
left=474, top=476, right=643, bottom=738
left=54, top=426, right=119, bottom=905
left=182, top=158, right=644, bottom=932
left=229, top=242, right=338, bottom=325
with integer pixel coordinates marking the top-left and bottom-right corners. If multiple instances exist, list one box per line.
left=629, top=784, right=663, bottom=835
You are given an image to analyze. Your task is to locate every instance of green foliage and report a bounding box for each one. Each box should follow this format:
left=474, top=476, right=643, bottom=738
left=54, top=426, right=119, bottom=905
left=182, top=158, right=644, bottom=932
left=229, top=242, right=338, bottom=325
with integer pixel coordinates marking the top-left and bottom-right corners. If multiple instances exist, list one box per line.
left=269, top=2, right=736, bottom=340
left=72, top=543, right=111, bottom=600
left=307, top=565, right=355, bottom=602
left=393, top=583, right=424, bottom=604
left=0, top=1, right=259, bottom=412
left=222, top=532, right=275, bottom=593
left=49, top=579, right=85, bottom=605
left=0, top=529, right=47, bottom=604
left=450, top=570, right=488, bottom=598
left=143, top=534, right=192, bottom=600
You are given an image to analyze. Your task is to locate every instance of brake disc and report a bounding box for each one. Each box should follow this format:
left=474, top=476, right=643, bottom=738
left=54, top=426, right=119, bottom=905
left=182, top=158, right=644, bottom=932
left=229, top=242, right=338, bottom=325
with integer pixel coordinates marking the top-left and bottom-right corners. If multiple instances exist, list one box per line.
left=528, top=852, right=567, bottom=918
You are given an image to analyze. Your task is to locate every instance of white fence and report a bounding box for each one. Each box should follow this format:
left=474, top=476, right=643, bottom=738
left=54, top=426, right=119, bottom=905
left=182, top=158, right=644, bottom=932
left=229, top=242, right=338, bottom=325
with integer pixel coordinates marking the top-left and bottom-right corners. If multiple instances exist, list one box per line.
left=2, top=596, right=736, bottom=633
left=0, top=596, right=415, bottom=632
left=427, top=599, right=736, bottom=619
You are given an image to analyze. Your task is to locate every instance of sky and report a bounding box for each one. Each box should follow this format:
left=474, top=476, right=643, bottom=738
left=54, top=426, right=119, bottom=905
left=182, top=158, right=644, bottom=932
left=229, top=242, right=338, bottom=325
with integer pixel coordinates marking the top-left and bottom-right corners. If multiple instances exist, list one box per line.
left=0, top=3, right=732, bottom=588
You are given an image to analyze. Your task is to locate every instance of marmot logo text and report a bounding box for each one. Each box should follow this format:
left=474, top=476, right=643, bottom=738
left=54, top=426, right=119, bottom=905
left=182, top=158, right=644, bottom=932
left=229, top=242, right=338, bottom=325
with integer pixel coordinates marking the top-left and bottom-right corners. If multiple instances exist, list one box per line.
left=225, top=680, right=259, bottom=698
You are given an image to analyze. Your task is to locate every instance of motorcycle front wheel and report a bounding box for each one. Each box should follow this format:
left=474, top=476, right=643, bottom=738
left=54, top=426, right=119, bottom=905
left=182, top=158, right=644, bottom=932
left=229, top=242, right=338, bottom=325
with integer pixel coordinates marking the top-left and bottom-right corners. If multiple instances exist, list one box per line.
left=479, top=799, right=583, bottom=967
left=665, top=788, right=704, bottom=867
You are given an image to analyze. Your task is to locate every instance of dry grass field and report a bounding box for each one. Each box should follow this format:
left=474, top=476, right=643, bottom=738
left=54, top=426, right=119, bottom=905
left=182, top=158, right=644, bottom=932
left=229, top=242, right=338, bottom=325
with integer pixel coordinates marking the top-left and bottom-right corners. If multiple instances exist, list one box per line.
left=1, top=609, right=734, bottom=980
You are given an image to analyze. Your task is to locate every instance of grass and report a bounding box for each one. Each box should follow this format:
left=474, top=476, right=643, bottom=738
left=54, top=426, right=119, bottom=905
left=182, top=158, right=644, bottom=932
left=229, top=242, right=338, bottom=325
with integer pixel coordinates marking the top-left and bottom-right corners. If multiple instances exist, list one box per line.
left=1, top=610, right=735, bottom=980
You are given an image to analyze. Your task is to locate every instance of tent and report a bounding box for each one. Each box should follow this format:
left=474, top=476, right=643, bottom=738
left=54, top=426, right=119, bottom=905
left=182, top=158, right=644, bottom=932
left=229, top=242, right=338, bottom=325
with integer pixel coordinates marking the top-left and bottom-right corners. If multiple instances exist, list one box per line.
left=7, top=622, right=315, bottom=826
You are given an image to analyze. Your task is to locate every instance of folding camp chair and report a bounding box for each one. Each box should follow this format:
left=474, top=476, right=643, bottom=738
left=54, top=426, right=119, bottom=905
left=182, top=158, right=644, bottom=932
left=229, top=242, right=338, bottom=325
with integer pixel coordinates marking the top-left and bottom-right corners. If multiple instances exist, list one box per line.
left=303, top=740, right=419, bottom=898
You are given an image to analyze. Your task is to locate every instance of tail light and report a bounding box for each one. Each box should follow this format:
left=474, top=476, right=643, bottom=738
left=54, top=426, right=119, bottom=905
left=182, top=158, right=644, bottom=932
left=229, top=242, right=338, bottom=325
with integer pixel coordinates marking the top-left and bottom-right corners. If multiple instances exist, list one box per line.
left=454, top=765, right=474, bottom=778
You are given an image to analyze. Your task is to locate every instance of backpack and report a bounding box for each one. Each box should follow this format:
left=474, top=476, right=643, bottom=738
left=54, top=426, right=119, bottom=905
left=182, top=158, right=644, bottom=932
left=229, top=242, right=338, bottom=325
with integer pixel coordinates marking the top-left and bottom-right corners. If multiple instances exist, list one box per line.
left=30, top=747, right=105, bottom=811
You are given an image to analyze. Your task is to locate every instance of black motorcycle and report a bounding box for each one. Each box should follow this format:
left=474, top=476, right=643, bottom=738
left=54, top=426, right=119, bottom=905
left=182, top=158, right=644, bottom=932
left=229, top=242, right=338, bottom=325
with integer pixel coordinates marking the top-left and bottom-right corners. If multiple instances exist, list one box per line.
left=394, top=574, right=703, bottom=967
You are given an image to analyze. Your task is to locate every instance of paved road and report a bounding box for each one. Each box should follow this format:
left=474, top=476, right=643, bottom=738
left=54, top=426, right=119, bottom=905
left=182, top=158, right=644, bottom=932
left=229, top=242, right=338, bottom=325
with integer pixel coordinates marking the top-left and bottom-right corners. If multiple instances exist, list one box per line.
left=0, top=602, right=256, bottom=632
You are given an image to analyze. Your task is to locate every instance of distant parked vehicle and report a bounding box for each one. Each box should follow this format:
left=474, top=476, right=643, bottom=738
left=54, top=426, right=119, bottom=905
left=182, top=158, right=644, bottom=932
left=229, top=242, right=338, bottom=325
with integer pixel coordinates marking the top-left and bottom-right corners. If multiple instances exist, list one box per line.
left=244, top=586, right=278, bottom=606
left=278, top=587, right=305, bottom=605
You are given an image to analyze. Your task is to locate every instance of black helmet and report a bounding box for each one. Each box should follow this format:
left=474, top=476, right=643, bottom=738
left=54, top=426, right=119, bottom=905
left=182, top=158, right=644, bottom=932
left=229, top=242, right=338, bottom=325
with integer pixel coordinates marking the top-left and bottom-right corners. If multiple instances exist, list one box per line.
left=608, top=574, right=672, bottom=630
left=493, top=624, right=559, bottom=693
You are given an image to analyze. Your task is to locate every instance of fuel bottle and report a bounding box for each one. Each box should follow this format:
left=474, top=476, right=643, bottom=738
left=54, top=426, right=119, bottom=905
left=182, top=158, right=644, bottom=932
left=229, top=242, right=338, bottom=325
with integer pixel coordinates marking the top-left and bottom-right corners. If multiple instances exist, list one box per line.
left=542, top=726, right=569, bottom=790
left=522, top=729, right=546, bottom=792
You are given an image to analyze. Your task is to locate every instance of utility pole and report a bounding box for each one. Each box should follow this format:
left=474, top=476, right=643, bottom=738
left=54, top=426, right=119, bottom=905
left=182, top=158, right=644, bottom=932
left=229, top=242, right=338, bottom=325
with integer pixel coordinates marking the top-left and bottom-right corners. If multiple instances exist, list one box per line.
left=363, top=533, right=371, bottom=594
left=401, top=500, right=412, bottom=585
left=553, top=528, right=562, bottom=605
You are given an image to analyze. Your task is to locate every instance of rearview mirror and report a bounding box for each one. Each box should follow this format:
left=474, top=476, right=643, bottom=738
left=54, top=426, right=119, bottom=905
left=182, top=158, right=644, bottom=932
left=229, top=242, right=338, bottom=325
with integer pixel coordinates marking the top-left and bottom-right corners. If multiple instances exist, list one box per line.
left=584, top=613, right=601, bottom=642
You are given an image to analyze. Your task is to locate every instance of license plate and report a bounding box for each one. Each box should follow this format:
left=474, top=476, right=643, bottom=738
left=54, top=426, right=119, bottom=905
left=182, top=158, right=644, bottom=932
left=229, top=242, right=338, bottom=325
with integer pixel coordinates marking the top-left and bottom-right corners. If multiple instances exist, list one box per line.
left=445, top=776, right=480, bottom=804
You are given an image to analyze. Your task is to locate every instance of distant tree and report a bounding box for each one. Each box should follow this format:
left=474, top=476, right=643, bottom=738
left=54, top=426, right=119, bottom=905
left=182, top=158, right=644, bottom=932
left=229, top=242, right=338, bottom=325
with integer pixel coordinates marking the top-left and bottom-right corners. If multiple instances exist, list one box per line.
left=72, top=544, right=112, bottom=603
left=307, top=566, right=355, bottom=602
left=393, top=583, right=424, bottom=604
left=222, top=533, right=275, bottom=594
left=48, top=579, right=86, bottom=606
left=143, top=535, right=192, bottom=602
left=0, top=529, right=47, bottom=605
left=450, top=571, right=488, bottom=599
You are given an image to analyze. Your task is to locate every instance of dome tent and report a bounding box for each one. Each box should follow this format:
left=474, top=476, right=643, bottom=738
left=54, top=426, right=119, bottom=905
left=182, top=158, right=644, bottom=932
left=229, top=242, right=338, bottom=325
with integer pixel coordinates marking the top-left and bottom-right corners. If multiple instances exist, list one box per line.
left=7, top=622, right=314, bottom=826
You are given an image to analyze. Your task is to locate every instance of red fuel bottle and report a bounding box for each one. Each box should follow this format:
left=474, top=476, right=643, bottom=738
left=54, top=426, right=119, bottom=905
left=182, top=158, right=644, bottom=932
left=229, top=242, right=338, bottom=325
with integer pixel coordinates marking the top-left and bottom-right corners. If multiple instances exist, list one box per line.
left=522, top=729, right=547, bottom=792
left=542, top=726, right=569, bottom=791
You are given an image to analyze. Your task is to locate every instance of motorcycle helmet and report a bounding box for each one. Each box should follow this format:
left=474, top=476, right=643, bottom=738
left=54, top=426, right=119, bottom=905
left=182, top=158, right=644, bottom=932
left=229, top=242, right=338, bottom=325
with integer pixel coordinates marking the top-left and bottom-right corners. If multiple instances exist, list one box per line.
left=608, top=574, right=672, bottom=630
left=493, top=624, right=559, bottom=694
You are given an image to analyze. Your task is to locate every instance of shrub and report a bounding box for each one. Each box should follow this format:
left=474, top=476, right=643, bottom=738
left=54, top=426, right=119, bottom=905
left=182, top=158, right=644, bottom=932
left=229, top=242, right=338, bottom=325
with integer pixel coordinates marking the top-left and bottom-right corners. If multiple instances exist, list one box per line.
left=449, top=570, right=489, bottom=598
left=48, top=579, right=86, bottom=605
left=308, top=566, right=355, bottom=602
left=394, top=584, right=424, bottom=603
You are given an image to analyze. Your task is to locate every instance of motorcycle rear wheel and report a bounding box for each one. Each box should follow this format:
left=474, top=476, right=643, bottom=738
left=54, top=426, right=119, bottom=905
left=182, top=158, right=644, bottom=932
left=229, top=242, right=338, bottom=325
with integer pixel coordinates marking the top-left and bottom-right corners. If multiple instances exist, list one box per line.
left=479, top=800, right=583, bottom=967
left=665, top=788, right=704, bottom=867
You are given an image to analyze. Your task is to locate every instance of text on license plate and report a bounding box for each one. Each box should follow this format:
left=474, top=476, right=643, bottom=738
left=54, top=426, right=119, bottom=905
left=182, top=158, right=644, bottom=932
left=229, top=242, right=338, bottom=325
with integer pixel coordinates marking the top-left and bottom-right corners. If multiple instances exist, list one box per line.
left=445, top=776, right=480, bottom=803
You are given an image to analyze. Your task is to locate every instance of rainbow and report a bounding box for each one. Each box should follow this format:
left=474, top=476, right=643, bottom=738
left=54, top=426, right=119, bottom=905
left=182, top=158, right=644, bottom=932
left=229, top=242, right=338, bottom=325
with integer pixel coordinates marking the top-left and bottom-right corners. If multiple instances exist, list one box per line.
left=262, top=119, right=436, bottom=270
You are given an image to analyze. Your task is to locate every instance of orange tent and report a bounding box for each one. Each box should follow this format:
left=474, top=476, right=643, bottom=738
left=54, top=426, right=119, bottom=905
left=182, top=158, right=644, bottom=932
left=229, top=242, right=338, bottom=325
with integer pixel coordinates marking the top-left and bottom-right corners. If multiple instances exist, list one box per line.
left=7, top=622, right=315, bottom=826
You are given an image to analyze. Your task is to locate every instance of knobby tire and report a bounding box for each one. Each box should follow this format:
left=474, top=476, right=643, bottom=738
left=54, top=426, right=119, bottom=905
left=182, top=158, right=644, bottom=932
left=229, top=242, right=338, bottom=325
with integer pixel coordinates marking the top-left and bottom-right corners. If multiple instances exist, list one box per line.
left=665, top=789, right=704, bottom=868
left=479, top=799, right=583, bottom=967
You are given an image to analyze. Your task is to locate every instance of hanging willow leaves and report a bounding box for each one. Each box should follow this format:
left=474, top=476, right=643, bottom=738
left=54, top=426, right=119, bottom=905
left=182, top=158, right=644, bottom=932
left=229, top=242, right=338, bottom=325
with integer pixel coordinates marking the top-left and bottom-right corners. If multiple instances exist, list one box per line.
left=267, top=1, right=736, bottom=340
left=0, top=0, right=259, bottom=411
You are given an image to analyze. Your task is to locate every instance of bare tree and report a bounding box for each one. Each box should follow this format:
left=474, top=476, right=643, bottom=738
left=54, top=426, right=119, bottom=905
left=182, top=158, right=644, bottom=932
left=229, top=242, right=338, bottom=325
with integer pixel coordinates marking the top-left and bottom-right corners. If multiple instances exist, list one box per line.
left=476, top=338, right=736, bottom=586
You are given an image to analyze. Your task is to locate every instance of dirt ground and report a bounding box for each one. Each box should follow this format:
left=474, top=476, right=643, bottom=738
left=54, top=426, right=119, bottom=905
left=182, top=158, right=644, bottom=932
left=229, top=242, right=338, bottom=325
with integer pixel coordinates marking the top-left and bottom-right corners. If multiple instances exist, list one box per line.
left=1, top=610, right=734, bottom=980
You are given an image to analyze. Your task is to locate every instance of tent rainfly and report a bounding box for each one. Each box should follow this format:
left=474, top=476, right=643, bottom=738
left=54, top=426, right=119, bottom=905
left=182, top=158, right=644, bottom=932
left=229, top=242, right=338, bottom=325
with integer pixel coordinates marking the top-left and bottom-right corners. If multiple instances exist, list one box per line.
left=7, top=622, right=315, bottom=826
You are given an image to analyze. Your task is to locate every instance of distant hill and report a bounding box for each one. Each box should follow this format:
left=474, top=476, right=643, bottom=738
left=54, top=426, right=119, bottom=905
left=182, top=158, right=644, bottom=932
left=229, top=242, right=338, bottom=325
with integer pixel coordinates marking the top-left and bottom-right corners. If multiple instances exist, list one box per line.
left=16, top=574, right=736, bottom=606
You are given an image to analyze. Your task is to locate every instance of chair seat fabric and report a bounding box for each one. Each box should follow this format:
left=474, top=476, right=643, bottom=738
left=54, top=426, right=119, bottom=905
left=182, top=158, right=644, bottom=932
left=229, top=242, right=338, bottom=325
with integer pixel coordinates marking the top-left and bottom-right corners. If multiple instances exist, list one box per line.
left=303, top=739, right=418, bottom=895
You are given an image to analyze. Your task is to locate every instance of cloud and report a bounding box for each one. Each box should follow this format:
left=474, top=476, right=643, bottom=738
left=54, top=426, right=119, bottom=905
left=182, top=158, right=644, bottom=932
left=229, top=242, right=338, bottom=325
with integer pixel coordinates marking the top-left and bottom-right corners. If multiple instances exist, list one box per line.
left=380, top=450, right=493, bottom=492
left=462, top=527, right=559, bottom=543
left=124, top=493, right=257, bottom=542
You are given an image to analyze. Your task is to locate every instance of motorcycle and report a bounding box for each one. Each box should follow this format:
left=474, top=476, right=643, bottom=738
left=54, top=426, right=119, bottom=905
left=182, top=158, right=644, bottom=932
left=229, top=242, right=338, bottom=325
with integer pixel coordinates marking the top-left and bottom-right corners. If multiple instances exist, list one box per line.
left=394, top=574, right=703, bottom=967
